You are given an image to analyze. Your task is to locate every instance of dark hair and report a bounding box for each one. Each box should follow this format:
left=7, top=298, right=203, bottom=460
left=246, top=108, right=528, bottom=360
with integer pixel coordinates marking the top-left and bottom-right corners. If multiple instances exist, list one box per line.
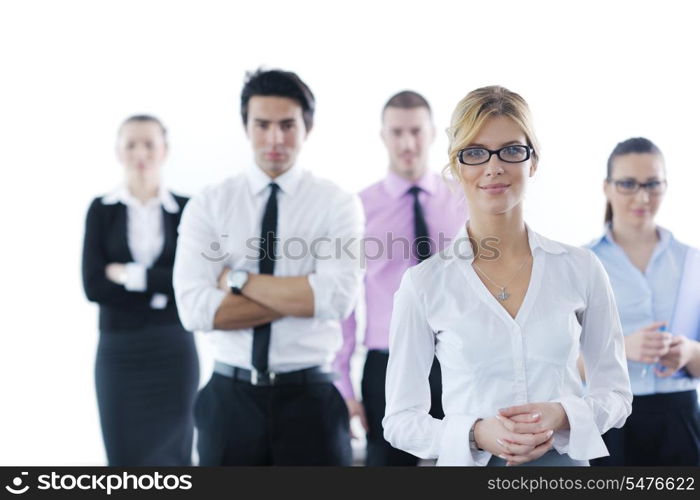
left=240, top=68, right=315, bottom=131
left=604, top=137, right=663, bottom=223
left=118, top=114, right=168, bottom=145
left=382, top=90, right=431, bottom=119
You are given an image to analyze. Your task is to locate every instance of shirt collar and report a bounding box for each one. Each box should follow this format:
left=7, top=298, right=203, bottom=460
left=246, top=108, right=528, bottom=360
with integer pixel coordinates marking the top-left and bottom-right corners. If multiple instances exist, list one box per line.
left=527, top=226, right=568, bottom=255
left=591, top=222, right=673, bottom=253
left=446, top=221, right=567, bottom=263
left=245, top=164, right=304, bottom=197
left=657, top=225, right=673, bottom=251
left=101, top=185, right=179, bottom=213
left=382, top=169, right=438, bottom=199
left=587, top=231, right=608, bottom=249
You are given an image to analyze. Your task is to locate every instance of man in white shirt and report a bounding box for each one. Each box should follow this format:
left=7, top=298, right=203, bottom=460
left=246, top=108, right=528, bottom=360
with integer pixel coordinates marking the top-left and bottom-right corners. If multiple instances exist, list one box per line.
left=173, top=69, right=364, bottom=465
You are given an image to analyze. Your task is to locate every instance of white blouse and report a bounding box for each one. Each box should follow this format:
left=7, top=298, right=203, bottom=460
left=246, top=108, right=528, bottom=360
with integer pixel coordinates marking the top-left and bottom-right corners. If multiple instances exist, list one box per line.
left=382, top=223, right=632, bottom=466
left=102, top=185, right=180, bottom=309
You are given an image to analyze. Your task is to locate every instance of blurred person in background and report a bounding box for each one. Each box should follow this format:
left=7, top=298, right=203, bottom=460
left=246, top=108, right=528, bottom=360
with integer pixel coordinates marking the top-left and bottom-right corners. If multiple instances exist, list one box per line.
left=588, top=137, right=700, bottom=466
left=81, top=115, right=197, bottom=466
left=334, top=90, right=467, bottom=465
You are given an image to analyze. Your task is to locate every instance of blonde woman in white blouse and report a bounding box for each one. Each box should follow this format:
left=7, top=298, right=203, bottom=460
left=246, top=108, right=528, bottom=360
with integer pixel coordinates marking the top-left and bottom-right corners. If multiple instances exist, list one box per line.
left=382, top=86, right=632, bottom=466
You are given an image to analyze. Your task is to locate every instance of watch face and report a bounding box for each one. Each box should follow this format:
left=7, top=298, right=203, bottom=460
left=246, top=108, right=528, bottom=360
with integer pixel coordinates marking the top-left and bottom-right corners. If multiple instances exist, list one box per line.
left=229, top=270, right=247, bottom=291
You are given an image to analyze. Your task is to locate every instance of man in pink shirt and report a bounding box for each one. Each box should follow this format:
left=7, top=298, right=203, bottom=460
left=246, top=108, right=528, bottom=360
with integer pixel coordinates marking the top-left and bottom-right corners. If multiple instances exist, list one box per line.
left=333, top=91, right=468, bottom=465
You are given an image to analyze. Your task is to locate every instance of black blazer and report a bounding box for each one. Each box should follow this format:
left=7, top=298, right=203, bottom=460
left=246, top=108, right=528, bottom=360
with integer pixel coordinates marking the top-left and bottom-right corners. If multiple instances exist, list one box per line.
left=81, top=193, right=189, bottom=331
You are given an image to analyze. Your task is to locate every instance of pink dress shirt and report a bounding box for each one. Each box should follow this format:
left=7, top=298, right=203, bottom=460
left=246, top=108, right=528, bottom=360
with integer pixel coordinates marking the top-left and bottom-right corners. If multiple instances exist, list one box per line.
left=334, top=170, right=468, bottom=399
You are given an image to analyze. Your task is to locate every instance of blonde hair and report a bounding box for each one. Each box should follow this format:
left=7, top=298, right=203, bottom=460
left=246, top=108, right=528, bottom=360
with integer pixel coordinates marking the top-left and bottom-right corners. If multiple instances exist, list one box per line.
left=443, top=85, right=540, bottom=182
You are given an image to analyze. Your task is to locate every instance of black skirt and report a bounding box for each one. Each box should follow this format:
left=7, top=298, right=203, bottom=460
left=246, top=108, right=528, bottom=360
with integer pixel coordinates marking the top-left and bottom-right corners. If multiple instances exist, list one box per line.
left=591, top=390, right=700, bottom=466
left=95, top=324, right=199, bottom=466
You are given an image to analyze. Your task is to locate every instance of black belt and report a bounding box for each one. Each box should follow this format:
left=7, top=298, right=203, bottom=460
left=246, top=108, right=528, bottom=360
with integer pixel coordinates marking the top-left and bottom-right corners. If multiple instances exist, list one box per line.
left=213, top=361, right=337, bottom=387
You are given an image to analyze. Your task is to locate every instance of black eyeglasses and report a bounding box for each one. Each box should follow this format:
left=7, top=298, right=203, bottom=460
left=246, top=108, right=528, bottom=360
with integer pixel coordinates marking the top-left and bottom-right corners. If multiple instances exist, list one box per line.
left=457, top=145, right=533, bottom=165
left=608, top=178, right=668, bottom=195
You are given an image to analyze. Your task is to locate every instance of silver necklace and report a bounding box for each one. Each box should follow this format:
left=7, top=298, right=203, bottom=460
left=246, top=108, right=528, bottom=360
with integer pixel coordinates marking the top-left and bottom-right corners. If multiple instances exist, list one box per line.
left=472, top=256, right=531, bottom=301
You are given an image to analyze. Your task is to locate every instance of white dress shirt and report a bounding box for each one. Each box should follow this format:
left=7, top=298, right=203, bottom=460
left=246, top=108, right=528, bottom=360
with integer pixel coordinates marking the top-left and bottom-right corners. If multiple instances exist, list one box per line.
left=173, top=165, right=364, bottom=372
left=102, top=185, right=180, bottom=309
left=383, top=223, right=632, bottom=466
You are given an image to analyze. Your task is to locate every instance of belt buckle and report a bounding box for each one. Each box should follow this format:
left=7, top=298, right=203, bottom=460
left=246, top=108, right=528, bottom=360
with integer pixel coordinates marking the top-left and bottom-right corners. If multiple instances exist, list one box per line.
left=250, top=369, right=276, bottom=386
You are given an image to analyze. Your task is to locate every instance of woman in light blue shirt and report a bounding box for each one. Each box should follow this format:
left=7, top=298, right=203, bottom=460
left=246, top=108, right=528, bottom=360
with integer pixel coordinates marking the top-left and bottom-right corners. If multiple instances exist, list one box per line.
left=588, top=137, right=700, bottom=465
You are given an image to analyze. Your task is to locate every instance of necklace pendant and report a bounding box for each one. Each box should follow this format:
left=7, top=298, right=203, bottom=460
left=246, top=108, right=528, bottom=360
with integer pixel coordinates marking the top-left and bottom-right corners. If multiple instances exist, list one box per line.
left=496, top=289, right=510, bottom=301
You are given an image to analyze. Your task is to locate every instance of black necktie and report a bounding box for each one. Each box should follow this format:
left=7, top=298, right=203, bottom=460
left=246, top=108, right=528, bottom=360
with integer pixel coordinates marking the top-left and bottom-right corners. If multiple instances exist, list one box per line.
left=408, top=186, right=432, bottom=262
left=252, top=182, right=279, bottom=373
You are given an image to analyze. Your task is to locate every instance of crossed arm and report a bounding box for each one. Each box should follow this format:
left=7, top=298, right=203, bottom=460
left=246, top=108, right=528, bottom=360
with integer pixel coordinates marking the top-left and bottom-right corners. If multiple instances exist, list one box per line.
left=212, top=270, right=314, bottom=330
left=172, top=190, right=364, bottom=333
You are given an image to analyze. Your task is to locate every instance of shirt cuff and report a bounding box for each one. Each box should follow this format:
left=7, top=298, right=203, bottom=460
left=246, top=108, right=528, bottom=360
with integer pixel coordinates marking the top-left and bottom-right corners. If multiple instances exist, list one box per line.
left=149, top=293, right=168, bottom=309
left=203, top=288, right=228, bottom=331
left=124, top=263, right=147, bottom=291
left=550, top=395, right=609, bottom=460
left=307, top=272, right=333, bottom=319
left=437, top=414, right=492, bottom=466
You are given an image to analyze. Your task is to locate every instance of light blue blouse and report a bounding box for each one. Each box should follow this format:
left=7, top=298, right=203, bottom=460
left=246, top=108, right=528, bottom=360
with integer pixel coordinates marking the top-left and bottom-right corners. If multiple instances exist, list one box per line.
left=587, top=225, right=699, bottom=396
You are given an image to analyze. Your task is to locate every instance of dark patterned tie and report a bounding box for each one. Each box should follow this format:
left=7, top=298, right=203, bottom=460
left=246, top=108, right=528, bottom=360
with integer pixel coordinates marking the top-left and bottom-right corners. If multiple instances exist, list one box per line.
left=408, top=186, right=432, bottom=262
left=252, top=182, right=279, bottom=373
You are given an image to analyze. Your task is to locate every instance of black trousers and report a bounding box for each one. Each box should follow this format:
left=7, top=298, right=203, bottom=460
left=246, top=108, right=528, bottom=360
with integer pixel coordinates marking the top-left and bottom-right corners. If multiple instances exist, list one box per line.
left=195, top=372, right=352, bottom=465
left=591, top=390, right=700, bottom=466
left=95, top=324, right=199, bottom=466
left=362, top=349, right=444, bottom=466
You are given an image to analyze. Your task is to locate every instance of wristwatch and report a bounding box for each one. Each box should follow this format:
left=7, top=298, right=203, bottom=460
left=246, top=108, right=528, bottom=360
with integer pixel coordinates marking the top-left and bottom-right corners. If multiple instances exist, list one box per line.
left=227, top=270, right=249, bottom=295
left=469, top=418, right=483, bottom=452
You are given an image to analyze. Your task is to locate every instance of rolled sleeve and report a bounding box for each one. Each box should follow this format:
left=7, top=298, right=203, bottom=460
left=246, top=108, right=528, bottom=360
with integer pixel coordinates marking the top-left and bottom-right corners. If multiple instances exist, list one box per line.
left=173, top=193, right=228, bottom=332
left=308, top=192, right=364, bottom=320
left=552, top=251, right=632, bottom=460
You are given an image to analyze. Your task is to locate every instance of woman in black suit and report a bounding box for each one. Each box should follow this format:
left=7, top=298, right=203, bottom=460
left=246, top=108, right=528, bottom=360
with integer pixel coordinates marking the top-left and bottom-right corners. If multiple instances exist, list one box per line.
left=82, top=115, right=199, bottom=466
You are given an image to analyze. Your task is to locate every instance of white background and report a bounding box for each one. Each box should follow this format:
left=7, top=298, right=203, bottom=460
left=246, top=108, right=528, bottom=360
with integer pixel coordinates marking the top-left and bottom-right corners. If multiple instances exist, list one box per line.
left=1, top=0, right=698, bottom=464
